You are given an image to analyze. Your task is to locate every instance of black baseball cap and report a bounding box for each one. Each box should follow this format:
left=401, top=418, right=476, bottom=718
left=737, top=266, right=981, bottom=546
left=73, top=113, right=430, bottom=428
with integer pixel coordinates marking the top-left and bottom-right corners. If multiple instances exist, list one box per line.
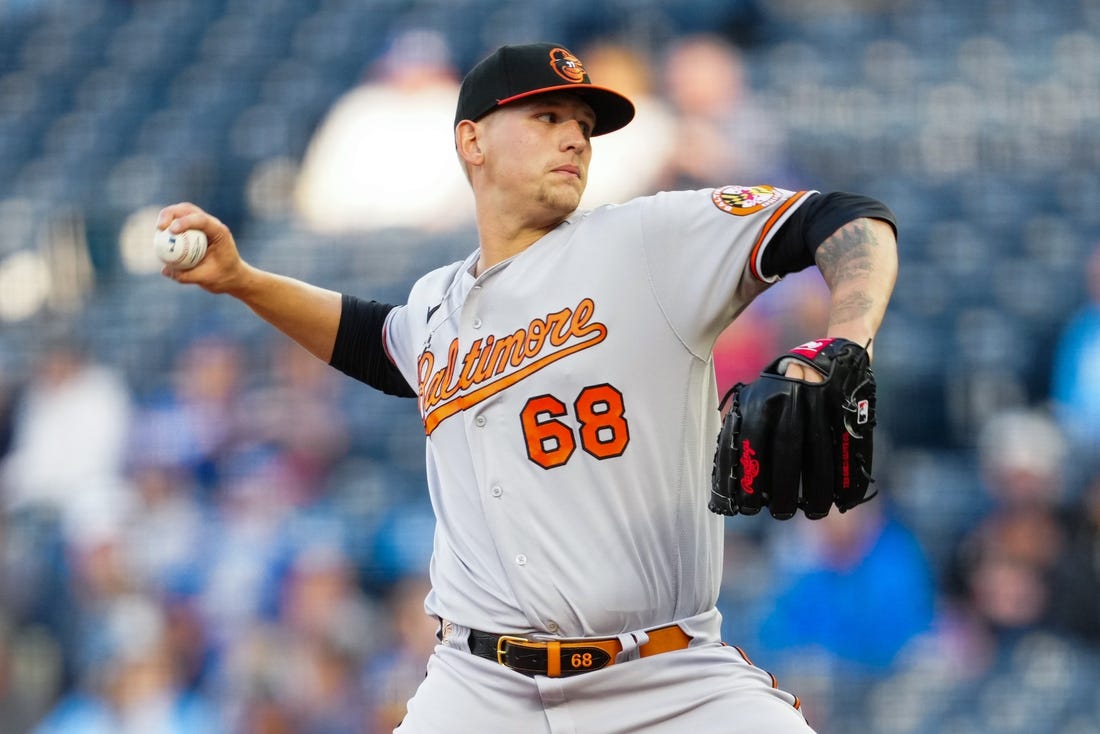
left=454, top=43, right=635, bottom=136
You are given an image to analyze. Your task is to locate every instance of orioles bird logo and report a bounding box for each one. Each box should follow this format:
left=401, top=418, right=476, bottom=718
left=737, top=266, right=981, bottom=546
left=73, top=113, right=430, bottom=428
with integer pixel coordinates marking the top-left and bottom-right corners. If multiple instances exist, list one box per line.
left=549, top=47, right=587, bottom=83
left=711, top=185, right=783, bottom=216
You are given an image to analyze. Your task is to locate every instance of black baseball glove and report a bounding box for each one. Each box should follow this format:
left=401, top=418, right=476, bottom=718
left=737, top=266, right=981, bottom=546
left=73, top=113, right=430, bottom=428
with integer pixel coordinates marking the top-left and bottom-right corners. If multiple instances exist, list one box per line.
left=709, top=338, right=877, bottom=520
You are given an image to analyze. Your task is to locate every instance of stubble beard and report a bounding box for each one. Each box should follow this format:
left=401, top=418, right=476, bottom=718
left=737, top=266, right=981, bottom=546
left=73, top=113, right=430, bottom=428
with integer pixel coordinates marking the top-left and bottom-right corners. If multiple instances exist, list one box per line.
left=535, top=179, right=584, bottom=220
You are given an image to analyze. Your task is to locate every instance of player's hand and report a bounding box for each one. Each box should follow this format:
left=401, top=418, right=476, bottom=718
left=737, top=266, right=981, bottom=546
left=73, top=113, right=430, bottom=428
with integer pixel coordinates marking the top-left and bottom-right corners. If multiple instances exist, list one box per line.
left=781, top=361, right=824, bottom=383
left=155, top=202, right=250, bottom=295
left=781, top=335, right=874, bottom=383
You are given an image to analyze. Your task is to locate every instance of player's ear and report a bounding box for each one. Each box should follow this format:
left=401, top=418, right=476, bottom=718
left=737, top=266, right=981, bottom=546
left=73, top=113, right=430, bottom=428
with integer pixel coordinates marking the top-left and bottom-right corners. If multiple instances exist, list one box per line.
left=455, top=120, right=484, bottom=167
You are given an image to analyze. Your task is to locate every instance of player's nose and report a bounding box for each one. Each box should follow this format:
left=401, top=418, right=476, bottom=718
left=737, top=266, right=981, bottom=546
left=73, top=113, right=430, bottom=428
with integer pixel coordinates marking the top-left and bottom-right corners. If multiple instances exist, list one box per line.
left=560, top=119, right=590, bottom=152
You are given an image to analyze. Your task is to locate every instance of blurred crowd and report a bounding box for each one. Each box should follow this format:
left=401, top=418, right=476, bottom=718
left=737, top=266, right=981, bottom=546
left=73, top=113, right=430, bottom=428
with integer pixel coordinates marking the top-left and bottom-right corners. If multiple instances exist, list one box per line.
left=0, top=329, right=440, bottom=733
left=1, top=1, right=1100, bottom=733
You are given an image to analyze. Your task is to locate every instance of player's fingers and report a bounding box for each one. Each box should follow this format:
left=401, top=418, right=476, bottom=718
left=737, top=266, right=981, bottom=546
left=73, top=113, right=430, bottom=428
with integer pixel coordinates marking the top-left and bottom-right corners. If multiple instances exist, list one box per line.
left=155, top=204, right=227, bottom=243
left=167, top=213, right=220, bottom=238
left=783, top=362, right=824, bottom=383
left=155, top=202, right=204, bottom=230
left=161, top=265, right=190, bottom=285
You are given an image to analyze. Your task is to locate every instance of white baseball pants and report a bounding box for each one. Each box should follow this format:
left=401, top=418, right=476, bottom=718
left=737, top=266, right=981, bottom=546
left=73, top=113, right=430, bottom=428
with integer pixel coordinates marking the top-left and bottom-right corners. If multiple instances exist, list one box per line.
left=394, top=640, right=815, bottom=733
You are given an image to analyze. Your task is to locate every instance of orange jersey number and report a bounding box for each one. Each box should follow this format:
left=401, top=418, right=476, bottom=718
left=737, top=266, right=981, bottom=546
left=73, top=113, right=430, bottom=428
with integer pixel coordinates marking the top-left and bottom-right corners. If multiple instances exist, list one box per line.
left=521, top=384, right=630, bottom=469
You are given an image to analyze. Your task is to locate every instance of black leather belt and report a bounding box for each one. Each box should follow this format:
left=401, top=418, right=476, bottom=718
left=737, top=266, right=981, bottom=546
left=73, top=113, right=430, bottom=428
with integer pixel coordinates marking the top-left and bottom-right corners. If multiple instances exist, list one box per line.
left=464, top=625, right=693, bottom=678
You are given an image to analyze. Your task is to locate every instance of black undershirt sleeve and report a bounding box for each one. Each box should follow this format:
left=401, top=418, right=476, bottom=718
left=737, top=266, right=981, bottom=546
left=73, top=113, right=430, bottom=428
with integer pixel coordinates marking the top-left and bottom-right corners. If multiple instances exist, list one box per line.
left=760, top=191, right=897, bottom=280
left=329, top=294, right=417, bottom=398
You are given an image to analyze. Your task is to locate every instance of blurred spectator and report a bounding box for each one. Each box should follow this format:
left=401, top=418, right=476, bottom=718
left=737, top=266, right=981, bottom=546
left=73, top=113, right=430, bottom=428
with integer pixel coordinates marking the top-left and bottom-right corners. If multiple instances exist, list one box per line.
left=363, top=499, right=435, bottom=591
left=238, top=334, right=350, bottom=504
left=659, top=33, right=793, bottom=189
left=278, top=543, right=376, bottom=733
left=119, top=458, right=206, bottom=600
left=192, top=445, right=300, bottom=656
left=362, top=575, right=437, bottom=734
left=974, top=405, right=1070, bottom=512
left=0, top=506, right=72, bottom=692
left=1056, top=469, right=1100, bottom=643
left=158, top=596, right=210, bottom=698
left=957, top=512, right=1060, bottom=641
left=215, top=542, right=379, bottom=734
left=921, top=503, right=1076, bottom=723
left=0, top=616, right=63, bottom=734
left=0, top=333, right=135, bottom=689
left=972, top=413, right=1099, bottom=644
left=294, top=29, right=474, bottom=234
left=872, top=501, right=1100, bottom=734
left=216, top=623, right=298, bottom=734
left=30, top=594, right=223, bottom=734
left=1051, top=240, right=1100, bottom=459
left=940, top=406, right=1093, bottom=651
left=576, top=40, right=677, bottom=209
left=278, top=545, right=375, bottom=656
left=749, top=498, right=936, bottom=673
left=0, top=335, right=134, bottom=547
left=131, top=334, right=249, bottom=495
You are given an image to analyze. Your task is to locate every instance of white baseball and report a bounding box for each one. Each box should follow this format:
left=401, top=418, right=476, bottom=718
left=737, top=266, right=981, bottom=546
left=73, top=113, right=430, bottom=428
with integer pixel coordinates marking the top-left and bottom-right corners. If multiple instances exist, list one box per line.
left=154, top=228, right=208, bottom=270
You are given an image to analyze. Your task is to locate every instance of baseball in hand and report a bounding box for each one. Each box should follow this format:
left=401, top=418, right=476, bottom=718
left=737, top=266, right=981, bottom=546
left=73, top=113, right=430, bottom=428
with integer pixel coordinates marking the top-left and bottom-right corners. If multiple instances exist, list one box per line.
left=154, top=227, right=208, bottom=270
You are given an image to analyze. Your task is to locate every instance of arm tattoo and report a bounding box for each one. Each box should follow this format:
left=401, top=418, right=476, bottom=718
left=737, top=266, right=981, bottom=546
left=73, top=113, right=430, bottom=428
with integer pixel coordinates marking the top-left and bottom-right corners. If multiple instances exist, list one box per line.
left=815, top=219, right=886, bottom=328
left=815, top=219, right=878, bottom=286
left=828, top=290, right=877, bottom=328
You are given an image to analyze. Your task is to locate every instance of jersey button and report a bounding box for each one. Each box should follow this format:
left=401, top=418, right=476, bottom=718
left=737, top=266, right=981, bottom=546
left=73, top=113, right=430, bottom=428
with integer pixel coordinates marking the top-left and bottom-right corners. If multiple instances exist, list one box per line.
left=546, top=621, right=559, bottom=633
left=515, top=554, right=527, bottom=566
left=474, top=415, right=487, bottom=427
left=491, top=486, right=503, bottom=498
left=472, top=318, right=482, bottom=329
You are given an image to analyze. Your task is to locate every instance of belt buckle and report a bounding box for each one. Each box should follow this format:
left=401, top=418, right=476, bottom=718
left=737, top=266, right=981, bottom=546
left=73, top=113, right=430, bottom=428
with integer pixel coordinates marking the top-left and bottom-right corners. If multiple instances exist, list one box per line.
left=495, top=635, right=532, bottom=665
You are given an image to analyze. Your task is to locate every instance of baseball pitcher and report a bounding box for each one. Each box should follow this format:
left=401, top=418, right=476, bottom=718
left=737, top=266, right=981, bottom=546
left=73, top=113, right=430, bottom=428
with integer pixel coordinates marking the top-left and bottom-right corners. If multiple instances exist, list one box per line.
left=157, top=42, right=897, bottom=733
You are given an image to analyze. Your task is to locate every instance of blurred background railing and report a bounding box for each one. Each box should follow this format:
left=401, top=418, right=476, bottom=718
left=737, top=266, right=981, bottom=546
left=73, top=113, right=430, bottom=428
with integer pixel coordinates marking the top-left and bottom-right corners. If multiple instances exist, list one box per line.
left=1, top=1, right=1099, bottom=732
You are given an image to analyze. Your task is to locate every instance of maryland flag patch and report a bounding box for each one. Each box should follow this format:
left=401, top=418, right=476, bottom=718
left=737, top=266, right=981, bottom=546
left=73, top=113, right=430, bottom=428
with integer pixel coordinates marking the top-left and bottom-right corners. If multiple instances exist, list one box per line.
left=712, top=185, right=782, bottom=215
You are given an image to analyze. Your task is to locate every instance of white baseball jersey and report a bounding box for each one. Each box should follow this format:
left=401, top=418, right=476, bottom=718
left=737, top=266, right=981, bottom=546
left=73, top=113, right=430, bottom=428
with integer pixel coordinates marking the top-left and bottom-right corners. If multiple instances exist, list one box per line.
left=383, top=185, right=812, bottom=638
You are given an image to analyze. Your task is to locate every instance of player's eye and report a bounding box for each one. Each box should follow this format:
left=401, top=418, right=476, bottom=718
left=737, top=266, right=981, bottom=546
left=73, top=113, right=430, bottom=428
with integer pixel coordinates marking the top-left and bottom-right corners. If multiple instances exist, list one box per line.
left=536, top=112, right=558, bottom=124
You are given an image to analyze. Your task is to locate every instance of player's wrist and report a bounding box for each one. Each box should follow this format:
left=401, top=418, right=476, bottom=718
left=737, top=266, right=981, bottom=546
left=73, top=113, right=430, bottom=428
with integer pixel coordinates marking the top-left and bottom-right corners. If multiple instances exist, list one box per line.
left=217, top=260, right=263, bottom=298
left=822, top=329, right=875, bottom=361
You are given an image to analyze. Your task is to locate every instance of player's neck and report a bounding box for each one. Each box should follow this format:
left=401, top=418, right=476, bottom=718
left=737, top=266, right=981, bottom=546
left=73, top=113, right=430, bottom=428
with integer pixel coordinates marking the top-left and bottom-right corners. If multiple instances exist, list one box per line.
left=474, top=208, right=567, bottom=276
left=474, top=229, right=549, bottom=275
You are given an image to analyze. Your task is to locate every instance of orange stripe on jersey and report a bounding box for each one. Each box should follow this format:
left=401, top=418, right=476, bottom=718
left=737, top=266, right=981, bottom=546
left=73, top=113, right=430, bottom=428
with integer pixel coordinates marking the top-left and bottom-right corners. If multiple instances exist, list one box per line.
left=419, top=298, right=608, bottom=435
left=422, top=326, right=607, bottom=435
left=747, top=190, right=810, bottom=282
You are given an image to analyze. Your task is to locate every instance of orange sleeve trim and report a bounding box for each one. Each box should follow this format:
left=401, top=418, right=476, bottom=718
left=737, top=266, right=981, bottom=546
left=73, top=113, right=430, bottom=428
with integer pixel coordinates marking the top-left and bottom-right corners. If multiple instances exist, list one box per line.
left=748, top=190, right=810, bottom=282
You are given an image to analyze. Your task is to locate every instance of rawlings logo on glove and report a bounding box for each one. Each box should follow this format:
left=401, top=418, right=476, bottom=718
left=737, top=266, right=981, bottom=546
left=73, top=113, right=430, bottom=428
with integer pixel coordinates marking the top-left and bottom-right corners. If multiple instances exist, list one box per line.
left=709, top=338, right=877, bottom=520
